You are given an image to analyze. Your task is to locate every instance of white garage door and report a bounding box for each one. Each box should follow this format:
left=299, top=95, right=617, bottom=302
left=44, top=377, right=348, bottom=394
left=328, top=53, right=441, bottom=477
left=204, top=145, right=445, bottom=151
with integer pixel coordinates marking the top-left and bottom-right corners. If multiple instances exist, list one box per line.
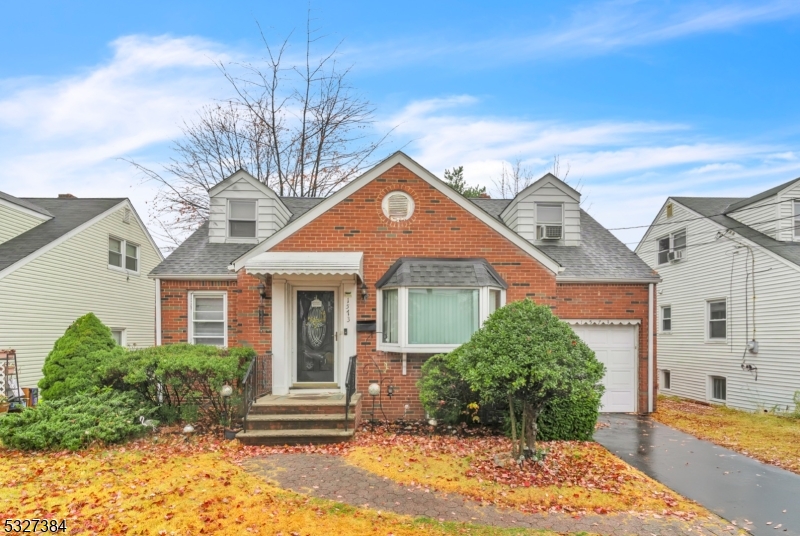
left=571, top=324, right=637, bottom=413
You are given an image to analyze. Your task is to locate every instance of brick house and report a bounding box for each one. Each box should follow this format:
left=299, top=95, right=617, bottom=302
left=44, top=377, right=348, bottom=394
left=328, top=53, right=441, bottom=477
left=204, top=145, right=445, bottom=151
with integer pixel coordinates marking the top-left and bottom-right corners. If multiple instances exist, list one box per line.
left=150, top=152, right=659, bottom=435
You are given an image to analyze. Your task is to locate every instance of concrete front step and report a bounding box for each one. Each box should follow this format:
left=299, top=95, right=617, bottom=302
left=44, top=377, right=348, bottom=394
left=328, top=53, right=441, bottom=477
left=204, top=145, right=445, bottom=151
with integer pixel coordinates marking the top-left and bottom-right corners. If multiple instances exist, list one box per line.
left=244, top=413, right=354, bottom=431
left=249, top=393, right=361, bottom=416
left=235, top=428, right=355, bottom=446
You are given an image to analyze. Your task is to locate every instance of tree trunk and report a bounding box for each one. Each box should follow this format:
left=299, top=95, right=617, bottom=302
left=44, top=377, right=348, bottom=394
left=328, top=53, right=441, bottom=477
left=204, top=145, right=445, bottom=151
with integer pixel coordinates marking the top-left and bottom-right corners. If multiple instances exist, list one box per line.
left=507, top=393, right=518, bottom=458
left=518, top=405, right=525, bottom=459
left=522, top=401, right=538, bottom=455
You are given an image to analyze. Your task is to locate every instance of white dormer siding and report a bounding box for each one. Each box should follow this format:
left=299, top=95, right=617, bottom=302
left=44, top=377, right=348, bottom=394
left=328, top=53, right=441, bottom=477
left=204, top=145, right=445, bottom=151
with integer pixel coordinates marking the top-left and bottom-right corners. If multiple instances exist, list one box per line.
left=0, top=204, right=43, bottom=245
left=727, top=196, right=780, bottom=240
left=727, top=180, right=800, bottom=242
left=207, top=170, right=291, bottom=244
left=500, top=173, right=581, bottom=246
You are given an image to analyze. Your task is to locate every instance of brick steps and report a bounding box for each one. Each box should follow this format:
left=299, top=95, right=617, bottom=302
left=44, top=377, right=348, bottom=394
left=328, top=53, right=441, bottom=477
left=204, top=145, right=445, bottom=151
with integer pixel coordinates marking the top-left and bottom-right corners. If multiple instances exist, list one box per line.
left=237, top=393, right=361, bottom=445
left=244, top=413, right=354, bottom=430
left=235, top=429, right=355, bottom=446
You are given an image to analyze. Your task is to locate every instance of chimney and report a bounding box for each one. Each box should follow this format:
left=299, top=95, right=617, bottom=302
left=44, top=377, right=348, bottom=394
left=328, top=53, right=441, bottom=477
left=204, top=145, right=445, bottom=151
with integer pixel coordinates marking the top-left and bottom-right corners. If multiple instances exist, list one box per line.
left=58, top=194, right=77, bottom=199
left=478, top=192, right=491, bottom=199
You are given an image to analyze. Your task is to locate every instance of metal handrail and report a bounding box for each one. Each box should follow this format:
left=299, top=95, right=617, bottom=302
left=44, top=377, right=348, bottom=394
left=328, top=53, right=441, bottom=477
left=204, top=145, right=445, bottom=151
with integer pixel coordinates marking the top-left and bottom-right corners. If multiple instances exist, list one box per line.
left=344, top=355, right=357, bottom=431
left=241, top=353, right=270, bottom=434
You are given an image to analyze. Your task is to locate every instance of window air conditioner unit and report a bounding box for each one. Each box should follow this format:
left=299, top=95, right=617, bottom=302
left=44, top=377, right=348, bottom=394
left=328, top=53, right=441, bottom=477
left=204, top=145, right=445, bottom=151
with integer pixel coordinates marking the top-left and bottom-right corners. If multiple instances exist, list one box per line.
left=537, top=224, right=563, bottom=240
left=668, top=249, right=684, bottom=262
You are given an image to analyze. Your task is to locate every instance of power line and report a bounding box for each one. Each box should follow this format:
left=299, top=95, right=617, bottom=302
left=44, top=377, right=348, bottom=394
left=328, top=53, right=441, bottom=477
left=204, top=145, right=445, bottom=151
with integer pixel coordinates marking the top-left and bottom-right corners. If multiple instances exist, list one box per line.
left=607, top=195, right=800, bottom=232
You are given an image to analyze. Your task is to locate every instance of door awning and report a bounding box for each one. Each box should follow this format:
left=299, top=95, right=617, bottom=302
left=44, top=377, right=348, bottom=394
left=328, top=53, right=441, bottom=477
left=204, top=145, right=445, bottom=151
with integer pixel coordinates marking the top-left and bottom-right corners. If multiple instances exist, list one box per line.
left=244, top=252, right=363, bottom=280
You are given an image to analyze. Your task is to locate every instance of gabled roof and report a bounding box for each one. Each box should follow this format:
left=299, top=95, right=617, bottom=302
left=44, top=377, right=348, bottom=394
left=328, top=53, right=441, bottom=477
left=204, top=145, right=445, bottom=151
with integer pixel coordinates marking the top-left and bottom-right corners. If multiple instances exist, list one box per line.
left=149, top=197, right=326, bottom=279
left=230, top=151, right=564, bottom=275
left=376, top=258, right=508, bottom=289
left=0, top=198, right=126, bottom=275
left=0, top=190, right=53, bottom=218
left=500, top=172, right=580, bottom=221
left=671, top=196, right=800, bottom=268
left=725, top=176, right=800, bottom=214
left=471, top=198, right=659, bottom=282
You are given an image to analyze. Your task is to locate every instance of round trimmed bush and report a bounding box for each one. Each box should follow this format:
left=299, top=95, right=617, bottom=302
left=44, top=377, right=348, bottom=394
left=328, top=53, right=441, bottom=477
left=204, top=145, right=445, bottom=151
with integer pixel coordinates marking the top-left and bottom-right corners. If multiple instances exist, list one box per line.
left=39, top=313, right=116, bottom=400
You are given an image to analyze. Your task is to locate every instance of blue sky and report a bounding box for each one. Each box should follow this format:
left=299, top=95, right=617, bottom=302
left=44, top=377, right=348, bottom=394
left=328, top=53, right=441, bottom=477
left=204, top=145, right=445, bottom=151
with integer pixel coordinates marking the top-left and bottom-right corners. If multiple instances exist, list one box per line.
left=1, top=1, right=799, bottom=247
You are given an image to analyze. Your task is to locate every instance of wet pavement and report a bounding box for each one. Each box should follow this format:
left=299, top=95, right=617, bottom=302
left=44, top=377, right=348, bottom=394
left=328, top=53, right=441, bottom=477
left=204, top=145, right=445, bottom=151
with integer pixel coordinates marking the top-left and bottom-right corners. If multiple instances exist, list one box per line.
left=595, top=414, right=800, bottom=536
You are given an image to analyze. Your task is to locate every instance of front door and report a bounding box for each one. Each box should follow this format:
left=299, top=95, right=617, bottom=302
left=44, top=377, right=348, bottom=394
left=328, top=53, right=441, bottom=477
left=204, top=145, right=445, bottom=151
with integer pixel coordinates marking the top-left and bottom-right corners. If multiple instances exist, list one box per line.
left=295, top=290, right=336, bottom=384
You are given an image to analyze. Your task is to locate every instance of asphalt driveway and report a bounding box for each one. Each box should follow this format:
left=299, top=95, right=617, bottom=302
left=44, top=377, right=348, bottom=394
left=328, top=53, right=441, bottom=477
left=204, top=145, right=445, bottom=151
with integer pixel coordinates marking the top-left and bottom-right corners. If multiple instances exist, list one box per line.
left=595, top=413, right=800, bottom=536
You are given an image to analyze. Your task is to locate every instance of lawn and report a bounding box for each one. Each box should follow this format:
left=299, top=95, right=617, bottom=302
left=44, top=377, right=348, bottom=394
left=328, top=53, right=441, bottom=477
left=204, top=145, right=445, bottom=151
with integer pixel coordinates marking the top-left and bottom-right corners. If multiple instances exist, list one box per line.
left=653, top=396, right=800, bottom=475
left=0, top=435, right=557, bottom=536
left=343, top=431, right=706, bottom=519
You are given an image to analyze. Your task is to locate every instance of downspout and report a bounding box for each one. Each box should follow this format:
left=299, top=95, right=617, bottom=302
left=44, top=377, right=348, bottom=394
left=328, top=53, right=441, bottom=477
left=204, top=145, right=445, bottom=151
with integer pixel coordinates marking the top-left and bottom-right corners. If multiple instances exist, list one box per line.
left=155, top=278, right=162, bottom=346
left=648, top=283, right=654, bottom=413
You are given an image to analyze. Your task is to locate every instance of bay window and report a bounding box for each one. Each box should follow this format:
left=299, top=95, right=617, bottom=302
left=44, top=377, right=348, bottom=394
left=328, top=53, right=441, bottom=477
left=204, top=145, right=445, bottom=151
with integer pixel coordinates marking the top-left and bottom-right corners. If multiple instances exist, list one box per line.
left=378, top=286, right=504, bottom=352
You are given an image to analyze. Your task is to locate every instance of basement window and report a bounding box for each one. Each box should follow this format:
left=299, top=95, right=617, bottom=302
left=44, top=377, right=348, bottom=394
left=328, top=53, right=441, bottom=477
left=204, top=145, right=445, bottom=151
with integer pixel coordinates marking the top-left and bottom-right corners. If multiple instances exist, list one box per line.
left=711, top=376, right=727, bottom=401
left=662, top=370, right=671, bottom=390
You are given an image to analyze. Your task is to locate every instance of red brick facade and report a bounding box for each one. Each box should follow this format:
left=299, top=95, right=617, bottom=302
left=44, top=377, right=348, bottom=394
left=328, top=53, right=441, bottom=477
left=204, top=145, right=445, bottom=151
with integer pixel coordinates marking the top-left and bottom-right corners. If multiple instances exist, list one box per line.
left=159, top=163, right=656, bottom=418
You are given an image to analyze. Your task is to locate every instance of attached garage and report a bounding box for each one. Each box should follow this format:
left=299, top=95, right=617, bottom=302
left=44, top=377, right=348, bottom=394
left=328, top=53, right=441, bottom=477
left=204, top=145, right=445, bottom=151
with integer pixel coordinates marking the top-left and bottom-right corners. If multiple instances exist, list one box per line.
left=570, top=323, right=638, bottom=413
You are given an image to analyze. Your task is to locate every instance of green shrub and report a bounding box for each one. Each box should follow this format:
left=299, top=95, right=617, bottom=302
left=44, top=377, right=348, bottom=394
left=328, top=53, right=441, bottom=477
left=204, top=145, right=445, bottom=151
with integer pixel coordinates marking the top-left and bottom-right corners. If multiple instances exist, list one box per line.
left=0, top=389, right=155, bottom=451
left=98, top=344, right=255, bottom=426
left=456, top=299, right=605, bottom=453
left=536, top=386, right=601, bottom=441
left=418, top=351, right=478, bottom=424
left=38, top=313, right=116, bottom=400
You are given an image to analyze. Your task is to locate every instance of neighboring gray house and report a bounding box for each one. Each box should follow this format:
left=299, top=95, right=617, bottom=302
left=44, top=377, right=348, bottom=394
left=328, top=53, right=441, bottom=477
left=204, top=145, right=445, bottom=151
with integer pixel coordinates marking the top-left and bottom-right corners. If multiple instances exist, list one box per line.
left=636, top=177, right=800, bottom=412
left=0, top=191, right=163, bottom=389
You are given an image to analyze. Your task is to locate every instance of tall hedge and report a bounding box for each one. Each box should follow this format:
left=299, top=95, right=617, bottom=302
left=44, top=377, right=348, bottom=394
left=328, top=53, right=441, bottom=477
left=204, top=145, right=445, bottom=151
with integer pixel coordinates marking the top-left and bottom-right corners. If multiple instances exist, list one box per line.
left=38, top=313, right=116, bottom=400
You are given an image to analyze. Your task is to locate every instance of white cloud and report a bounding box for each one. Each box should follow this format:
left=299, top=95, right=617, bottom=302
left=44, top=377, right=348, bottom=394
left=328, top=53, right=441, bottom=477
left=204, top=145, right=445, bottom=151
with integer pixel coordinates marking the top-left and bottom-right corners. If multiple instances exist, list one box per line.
left=344, top=0, right=800, bottom=68
left=0, top=35, right=231, bottom=246
left=388, top=96, right=800, bottom=247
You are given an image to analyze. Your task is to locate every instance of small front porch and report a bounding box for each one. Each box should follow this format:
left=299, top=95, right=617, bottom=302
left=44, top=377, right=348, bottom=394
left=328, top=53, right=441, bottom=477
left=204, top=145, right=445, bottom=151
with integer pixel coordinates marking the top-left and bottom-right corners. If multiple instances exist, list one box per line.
left=236, top=392, right=362, bottom=446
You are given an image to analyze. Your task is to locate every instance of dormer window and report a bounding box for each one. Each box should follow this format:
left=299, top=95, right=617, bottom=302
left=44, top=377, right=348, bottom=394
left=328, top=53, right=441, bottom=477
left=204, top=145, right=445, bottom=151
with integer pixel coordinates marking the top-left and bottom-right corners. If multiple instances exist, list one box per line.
left=229, top=200, right=257, bottom=238
left=536, top=203, right=563, bottom=240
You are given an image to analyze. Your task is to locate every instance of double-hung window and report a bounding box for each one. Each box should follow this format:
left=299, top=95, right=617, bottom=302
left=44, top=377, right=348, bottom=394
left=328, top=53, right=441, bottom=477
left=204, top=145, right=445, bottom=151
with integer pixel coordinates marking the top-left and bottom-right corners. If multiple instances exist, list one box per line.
left=229, top=200, right=257, bottom=238
left=190, top=293, right=227, bottom=346
left=708, top=300, right=727, bottom=340
left=656, top=229, right=687, bottom=265
left=661, top=306, right=672, bottom=332
left=535, top=203, right=563, bottom=240
left=108, top=237, right=139, bottom=273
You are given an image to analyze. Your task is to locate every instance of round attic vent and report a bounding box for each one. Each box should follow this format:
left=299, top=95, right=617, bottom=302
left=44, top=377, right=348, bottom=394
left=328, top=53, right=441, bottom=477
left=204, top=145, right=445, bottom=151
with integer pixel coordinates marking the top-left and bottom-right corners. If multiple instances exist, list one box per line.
left=381, top=191, right=415, bottom=221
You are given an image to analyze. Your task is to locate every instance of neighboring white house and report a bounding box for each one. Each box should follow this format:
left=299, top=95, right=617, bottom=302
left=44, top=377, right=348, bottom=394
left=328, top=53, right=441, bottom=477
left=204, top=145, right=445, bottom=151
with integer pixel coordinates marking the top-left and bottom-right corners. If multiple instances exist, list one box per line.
left=636, top=177, right=800, bottom=412
left=0, top=191, right=163, bottom=390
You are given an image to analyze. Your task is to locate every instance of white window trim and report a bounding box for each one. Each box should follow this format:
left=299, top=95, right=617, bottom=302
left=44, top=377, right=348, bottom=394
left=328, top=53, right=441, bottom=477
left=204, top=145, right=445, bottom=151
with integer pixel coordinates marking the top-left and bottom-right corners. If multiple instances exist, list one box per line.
left=376, top=286, right=506, bottom=353
left=228, top=199, right=258, bottom=239
left=706, top=298, right=727, bottom=343
left=108, top=236, right=140, bottom=275
left=660, top=369, right=671, bottom=391
left=660, top=305, right=672, bottom=333
left=656, top=228, right=688, bottom=266
left=188, top=291, right=228, bottom=347
left=709, top=375, right=727, bottom=403
left=793, top=200, right=800, bottom=240
left=110, top=328, right=127, bottom=346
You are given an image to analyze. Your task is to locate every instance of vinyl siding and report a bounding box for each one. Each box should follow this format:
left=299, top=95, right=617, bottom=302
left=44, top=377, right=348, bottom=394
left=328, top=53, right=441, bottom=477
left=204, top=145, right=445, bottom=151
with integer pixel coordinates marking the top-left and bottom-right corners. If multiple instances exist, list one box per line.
left=727, top=195, right=780, bottom=239
left=775, top=182, right=800, bottom=242
left=0, top=205, right=43, bottom=245
left=637, top=200, right=800, bottom=412
left=0, top=205, right=160, bottom=388
left=503, top=181, right=581, bottom=246
left=208, top=177, right=291, bottom=243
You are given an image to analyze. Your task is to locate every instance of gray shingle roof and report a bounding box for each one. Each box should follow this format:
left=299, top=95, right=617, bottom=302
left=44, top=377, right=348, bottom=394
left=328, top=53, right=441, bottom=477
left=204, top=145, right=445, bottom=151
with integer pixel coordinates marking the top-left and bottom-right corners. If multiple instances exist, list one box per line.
left=472, top=198, right=658, bottom=281
left=150, top=195, right=658, bottom=282
left=724, top=177, right=800, bottom=213
left=673, top=196, right=800, bottom=267
left=148, top=222, right=254, bottom=277
left=0, top=190, right=53, bottom=217
left=538, top=210, right=660, bottom=281
left=0, top=198, right=124, bottom=272
left=149, top=197, right=327, bottom=277
left=376, top=258, right=507, bottom=288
